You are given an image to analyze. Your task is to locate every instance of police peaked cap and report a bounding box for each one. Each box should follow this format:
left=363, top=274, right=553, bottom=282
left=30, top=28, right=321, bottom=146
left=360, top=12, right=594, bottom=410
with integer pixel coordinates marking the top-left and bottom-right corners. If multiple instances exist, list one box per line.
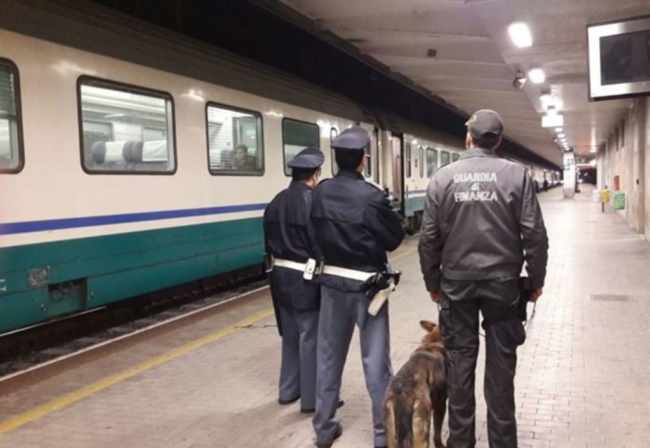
left=331, top=126, right=370, bottom=151
left=287, top=146, right=325, bottom=169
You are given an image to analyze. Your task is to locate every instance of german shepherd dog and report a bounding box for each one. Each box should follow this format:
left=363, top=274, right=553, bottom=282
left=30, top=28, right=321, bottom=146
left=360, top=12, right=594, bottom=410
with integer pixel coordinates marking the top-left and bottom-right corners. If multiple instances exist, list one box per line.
left=384, top=321, right=447, bottom=448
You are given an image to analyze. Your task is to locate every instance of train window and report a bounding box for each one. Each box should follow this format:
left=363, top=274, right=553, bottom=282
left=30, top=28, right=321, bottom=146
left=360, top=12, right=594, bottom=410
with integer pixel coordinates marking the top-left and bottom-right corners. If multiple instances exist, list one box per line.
left=79, top=78, right=176, bottom=174
left=283, top=118, right=320, bottom=176
left=207, top=103, right=264, bottom=175
left=426, top=147, right=438, bottom=177
left=452, top=153, right=460, bottom=163
left=0, top=60, right=23, bottom=173
left=330, top=127, right=339, bottom=175
left=405, top=142, right=412, bottom=178
left=419, top=145, right=425, bottom=178
left=440, top=151, right=450, bottom=167
left=363, top=139, right=372, bottom=178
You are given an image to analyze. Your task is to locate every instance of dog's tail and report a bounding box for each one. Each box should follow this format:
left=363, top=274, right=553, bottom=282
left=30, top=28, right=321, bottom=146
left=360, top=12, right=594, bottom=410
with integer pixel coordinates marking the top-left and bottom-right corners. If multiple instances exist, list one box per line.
left=385, top=395, right=413, bottom=448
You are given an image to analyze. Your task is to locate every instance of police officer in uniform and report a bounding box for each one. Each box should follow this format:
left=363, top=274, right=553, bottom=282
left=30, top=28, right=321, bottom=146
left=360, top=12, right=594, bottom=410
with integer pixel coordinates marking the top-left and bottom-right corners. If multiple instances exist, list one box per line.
left=418, top=110, right=549, bottom=448
left=263, top=147, right=324, bottom=413
left=311, top=127, right=404, bottom=448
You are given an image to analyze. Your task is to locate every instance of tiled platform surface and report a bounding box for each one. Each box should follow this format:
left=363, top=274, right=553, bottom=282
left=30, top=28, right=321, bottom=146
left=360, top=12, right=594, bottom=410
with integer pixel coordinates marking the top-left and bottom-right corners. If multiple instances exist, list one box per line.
left=0, top=185, right=649, bottom=448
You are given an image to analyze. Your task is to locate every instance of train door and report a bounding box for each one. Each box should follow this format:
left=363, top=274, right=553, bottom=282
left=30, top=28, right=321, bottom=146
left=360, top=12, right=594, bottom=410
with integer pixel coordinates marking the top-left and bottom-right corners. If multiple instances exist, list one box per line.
left=390, top=133, right=405, bottom=215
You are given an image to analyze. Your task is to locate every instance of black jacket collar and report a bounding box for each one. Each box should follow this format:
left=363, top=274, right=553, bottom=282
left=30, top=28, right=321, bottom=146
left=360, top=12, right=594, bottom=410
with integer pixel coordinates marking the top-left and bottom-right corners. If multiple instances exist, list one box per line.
left=460, top=147, right=499, bottom=160
left=337, top=170, right=364, bottom=180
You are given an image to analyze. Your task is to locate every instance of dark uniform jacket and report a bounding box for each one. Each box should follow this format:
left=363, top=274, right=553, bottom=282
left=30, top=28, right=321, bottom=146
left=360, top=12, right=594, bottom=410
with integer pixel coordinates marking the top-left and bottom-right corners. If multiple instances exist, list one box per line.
left=264, top=181, right=320, bottom=311
left=311, top=170, right=404, bottom=290
left=418, top=147, right=549, bottom=293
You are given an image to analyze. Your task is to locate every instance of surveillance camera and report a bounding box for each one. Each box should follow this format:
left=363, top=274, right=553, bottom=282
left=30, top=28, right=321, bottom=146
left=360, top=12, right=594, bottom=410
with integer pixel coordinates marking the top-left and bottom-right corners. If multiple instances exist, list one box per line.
left=513, top=71, right=527, bottom=90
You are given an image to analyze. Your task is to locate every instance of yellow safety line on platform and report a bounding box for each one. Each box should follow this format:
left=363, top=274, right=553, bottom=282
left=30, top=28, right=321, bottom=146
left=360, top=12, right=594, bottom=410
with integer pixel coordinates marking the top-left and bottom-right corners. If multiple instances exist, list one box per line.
left=0, top=244, right=418, bottom=435
left=0, top=308, right=274, bottom=434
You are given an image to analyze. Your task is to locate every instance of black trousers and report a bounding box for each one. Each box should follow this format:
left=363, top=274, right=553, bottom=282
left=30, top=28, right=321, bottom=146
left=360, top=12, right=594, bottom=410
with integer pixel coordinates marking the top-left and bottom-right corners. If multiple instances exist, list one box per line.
left=439, top=279, right=526, bottom=448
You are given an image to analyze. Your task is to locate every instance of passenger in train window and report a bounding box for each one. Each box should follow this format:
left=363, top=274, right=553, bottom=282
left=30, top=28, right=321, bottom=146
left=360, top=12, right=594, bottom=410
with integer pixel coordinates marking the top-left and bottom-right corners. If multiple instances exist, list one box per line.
left=311, top=126, right=404, bottom=448
left=263, top=147, right=326, bottom=415
left=233, top=144, right=257, bottom=171
left=207, top=104, right=263, bottom=174
left=419, top=109, right=549, bottom=448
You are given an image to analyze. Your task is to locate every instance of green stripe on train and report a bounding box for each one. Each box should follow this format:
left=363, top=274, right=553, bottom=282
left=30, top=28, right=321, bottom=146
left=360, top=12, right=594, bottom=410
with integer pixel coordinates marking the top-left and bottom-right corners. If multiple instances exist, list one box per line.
left=0, top=218, right=264, bottom=333
left=404, top=196, right=425, bottom=217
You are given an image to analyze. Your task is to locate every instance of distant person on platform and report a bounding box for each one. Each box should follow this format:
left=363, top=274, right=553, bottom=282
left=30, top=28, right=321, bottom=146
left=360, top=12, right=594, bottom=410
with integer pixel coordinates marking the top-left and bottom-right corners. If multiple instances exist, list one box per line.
left=419, top=109, right=549, bottom=448
left=263, top=147, right=325, bottom=414
left=600, top=185, right=611, bottom=213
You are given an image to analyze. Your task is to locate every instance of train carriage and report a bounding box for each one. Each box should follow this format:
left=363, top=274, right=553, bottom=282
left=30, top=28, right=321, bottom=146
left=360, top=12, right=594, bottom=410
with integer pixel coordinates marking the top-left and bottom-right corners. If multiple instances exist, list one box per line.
left=0, top=3, right=557, bottom=334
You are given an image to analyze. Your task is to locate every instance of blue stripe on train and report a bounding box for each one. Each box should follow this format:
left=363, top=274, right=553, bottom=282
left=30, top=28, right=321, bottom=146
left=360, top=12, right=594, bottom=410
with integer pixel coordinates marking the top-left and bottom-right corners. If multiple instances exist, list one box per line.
left=0, top=203, right=268, bottom=236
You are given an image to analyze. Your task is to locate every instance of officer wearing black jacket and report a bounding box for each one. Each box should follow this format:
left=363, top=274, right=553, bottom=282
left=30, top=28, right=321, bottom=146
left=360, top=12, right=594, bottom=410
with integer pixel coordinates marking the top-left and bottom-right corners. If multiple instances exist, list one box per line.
left=311, top=127, right=404, bottom=448
left=419, top=110, right=549, bottom=448
left=263, top=147, right=324, bottom=413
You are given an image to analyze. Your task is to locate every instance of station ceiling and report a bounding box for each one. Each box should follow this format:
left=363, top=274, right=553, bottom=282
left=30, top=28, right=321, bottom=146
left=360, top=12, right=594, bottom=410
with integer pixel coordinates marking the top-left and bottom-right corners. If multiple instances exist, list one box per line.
left=280, top=0, right=650, bottom=162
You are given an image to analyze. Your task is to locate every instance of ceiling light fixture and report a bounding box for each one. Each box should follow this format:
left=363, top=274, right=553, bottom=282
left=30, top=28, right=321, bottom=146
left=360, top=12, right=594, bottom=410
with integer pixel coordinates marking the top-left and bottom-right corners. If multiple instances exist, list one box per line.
left=542, top=113, right=564, bottom=128
left=508, top=22, right=533, bottom=48
left=540, top=93, right=553, bottom=103
left=513, top=70, right=527, bottom=89
left=528, top=68, right=546, bottom=84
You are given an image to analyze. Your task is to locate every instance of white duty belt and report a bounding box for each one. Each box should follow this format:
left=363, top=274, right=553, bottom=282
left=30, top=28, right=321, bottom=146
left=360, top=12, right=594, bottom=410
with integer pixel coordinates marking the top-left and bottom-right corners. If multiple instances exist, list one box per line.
left=272, top=257, right=318, bottom=280
left=272, top=258, right=397, bottom=316
left=321, top=265, right=375, bottom=282
left=273, top=258, right=308, bottom=272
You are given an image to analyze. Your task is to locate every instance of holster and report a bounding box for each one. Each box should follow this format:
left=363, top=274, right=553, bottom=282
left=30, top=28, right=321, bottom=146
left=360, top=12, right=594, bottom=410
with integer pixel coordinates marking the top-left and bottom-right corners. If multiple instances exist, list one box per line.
left=481, top=277, right=533, bottom=329
left=517, top=276, right=534, bottom=322
left=364, top=265, right=401, bottom=316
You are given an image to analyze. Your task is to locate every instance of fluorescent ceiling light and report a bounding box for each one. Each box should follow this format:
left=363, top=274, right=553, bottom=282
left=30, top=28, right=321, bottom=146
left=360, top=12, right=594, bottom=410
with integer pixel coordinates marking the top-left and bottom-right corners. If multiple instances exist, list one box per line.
left=508, top=22, right=533, bottom=48
left=542, top=113, right=564, bottom=128
left=554, top=127, right=563, bottom=133
left=540, top=93, right=553, bottom=103
left=558, top=132, right=566, bottom=138
left=528, top=68, right=546, bottom=84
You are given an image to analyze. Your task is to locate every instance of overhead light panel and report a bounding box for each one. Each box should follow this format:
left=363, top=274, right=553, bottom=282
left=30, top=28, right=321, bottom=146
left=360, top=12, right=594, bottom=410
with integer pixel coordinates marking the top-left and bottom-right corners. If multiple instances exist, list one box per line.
left=554, top=127, right=563, bottom=133
left=542, top=113, right=564, bottom=128
left=528, top=68, right=546, bottom=84
left=508, top=22, right=533, bottom=48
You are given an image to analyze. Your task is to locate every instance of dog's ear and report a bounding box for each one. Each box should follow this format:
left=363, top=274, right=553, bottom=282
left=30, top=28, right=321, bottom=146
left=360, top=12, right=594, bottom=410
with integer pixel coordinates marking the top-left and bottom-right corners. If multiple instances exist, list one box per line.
left=420, top=320, right=437, bottom=332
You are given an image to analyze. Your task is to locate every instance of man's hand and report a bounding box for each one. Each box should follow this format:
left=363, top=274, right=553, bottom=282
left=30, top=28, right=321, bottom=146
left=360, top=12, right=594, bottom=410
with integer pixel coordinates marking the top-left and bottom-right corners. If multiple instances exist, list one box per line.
left=529, top=288, right=543, bottom=302
left=430, top=290, right=442, bottom=303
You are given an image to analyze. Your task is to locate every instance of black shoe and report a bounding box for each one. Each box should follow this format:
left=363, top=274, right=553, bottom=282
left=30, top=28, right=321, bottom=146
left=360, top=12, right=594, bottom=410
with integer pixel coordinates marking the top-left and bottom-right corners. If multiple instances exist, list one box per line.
left=301, top=400, right=344, bottom=414
left=315, top=423, right=342, bottom=448
left=278, top=395, right=300, bottom=405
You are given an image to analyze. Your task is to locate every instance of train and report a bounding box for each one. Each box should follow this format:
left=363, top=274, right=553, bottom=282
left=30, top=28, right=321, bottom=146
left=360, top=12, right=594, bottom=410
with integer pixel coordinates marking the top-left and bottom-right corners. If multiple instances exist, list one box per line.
left=0, top=3, right=558, bottom=334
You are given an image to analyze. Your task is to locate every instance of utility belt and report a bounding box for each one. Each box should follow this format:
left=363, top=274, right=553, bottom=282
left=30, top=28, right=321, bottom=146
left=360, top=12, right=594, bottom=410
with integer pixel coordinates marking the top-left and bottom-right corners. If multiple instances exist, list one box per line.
left=267, top=256, right=401, bottom=316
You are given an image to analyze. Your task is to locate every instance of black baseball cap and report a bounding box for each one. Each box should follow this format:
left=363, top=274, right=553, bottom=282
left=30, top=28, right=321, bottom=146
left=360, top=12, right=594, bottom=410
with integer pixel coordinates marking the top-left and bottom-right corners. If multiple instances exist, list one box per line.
left=465, top=109, right=504, bottom=139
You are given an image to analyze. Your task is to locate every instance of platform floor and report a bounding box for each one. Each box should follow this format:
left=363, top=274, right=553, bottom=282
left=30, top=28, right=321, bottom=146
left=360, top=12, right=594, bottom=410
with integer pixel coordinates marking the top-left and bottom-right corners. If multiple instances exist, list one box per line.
left=1, top=186, right=649, bottom=448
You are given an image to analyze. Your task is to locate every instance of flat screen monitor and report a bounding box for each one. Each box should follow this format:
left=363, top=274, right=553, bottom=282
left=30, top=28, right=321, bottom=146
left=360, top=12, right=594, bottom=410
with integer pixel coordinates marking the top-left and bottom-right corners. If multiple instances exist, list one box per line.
left=588, top=16, right=650, bottom=101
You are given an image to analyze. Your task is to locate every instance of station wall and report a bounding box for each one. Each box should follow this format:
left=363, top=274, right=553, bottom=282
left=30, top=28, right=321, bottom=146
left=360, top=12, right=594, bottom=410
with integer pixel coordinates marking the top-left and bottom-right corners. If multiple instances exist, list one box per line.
left=598, top=97, right=650, bottom=239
